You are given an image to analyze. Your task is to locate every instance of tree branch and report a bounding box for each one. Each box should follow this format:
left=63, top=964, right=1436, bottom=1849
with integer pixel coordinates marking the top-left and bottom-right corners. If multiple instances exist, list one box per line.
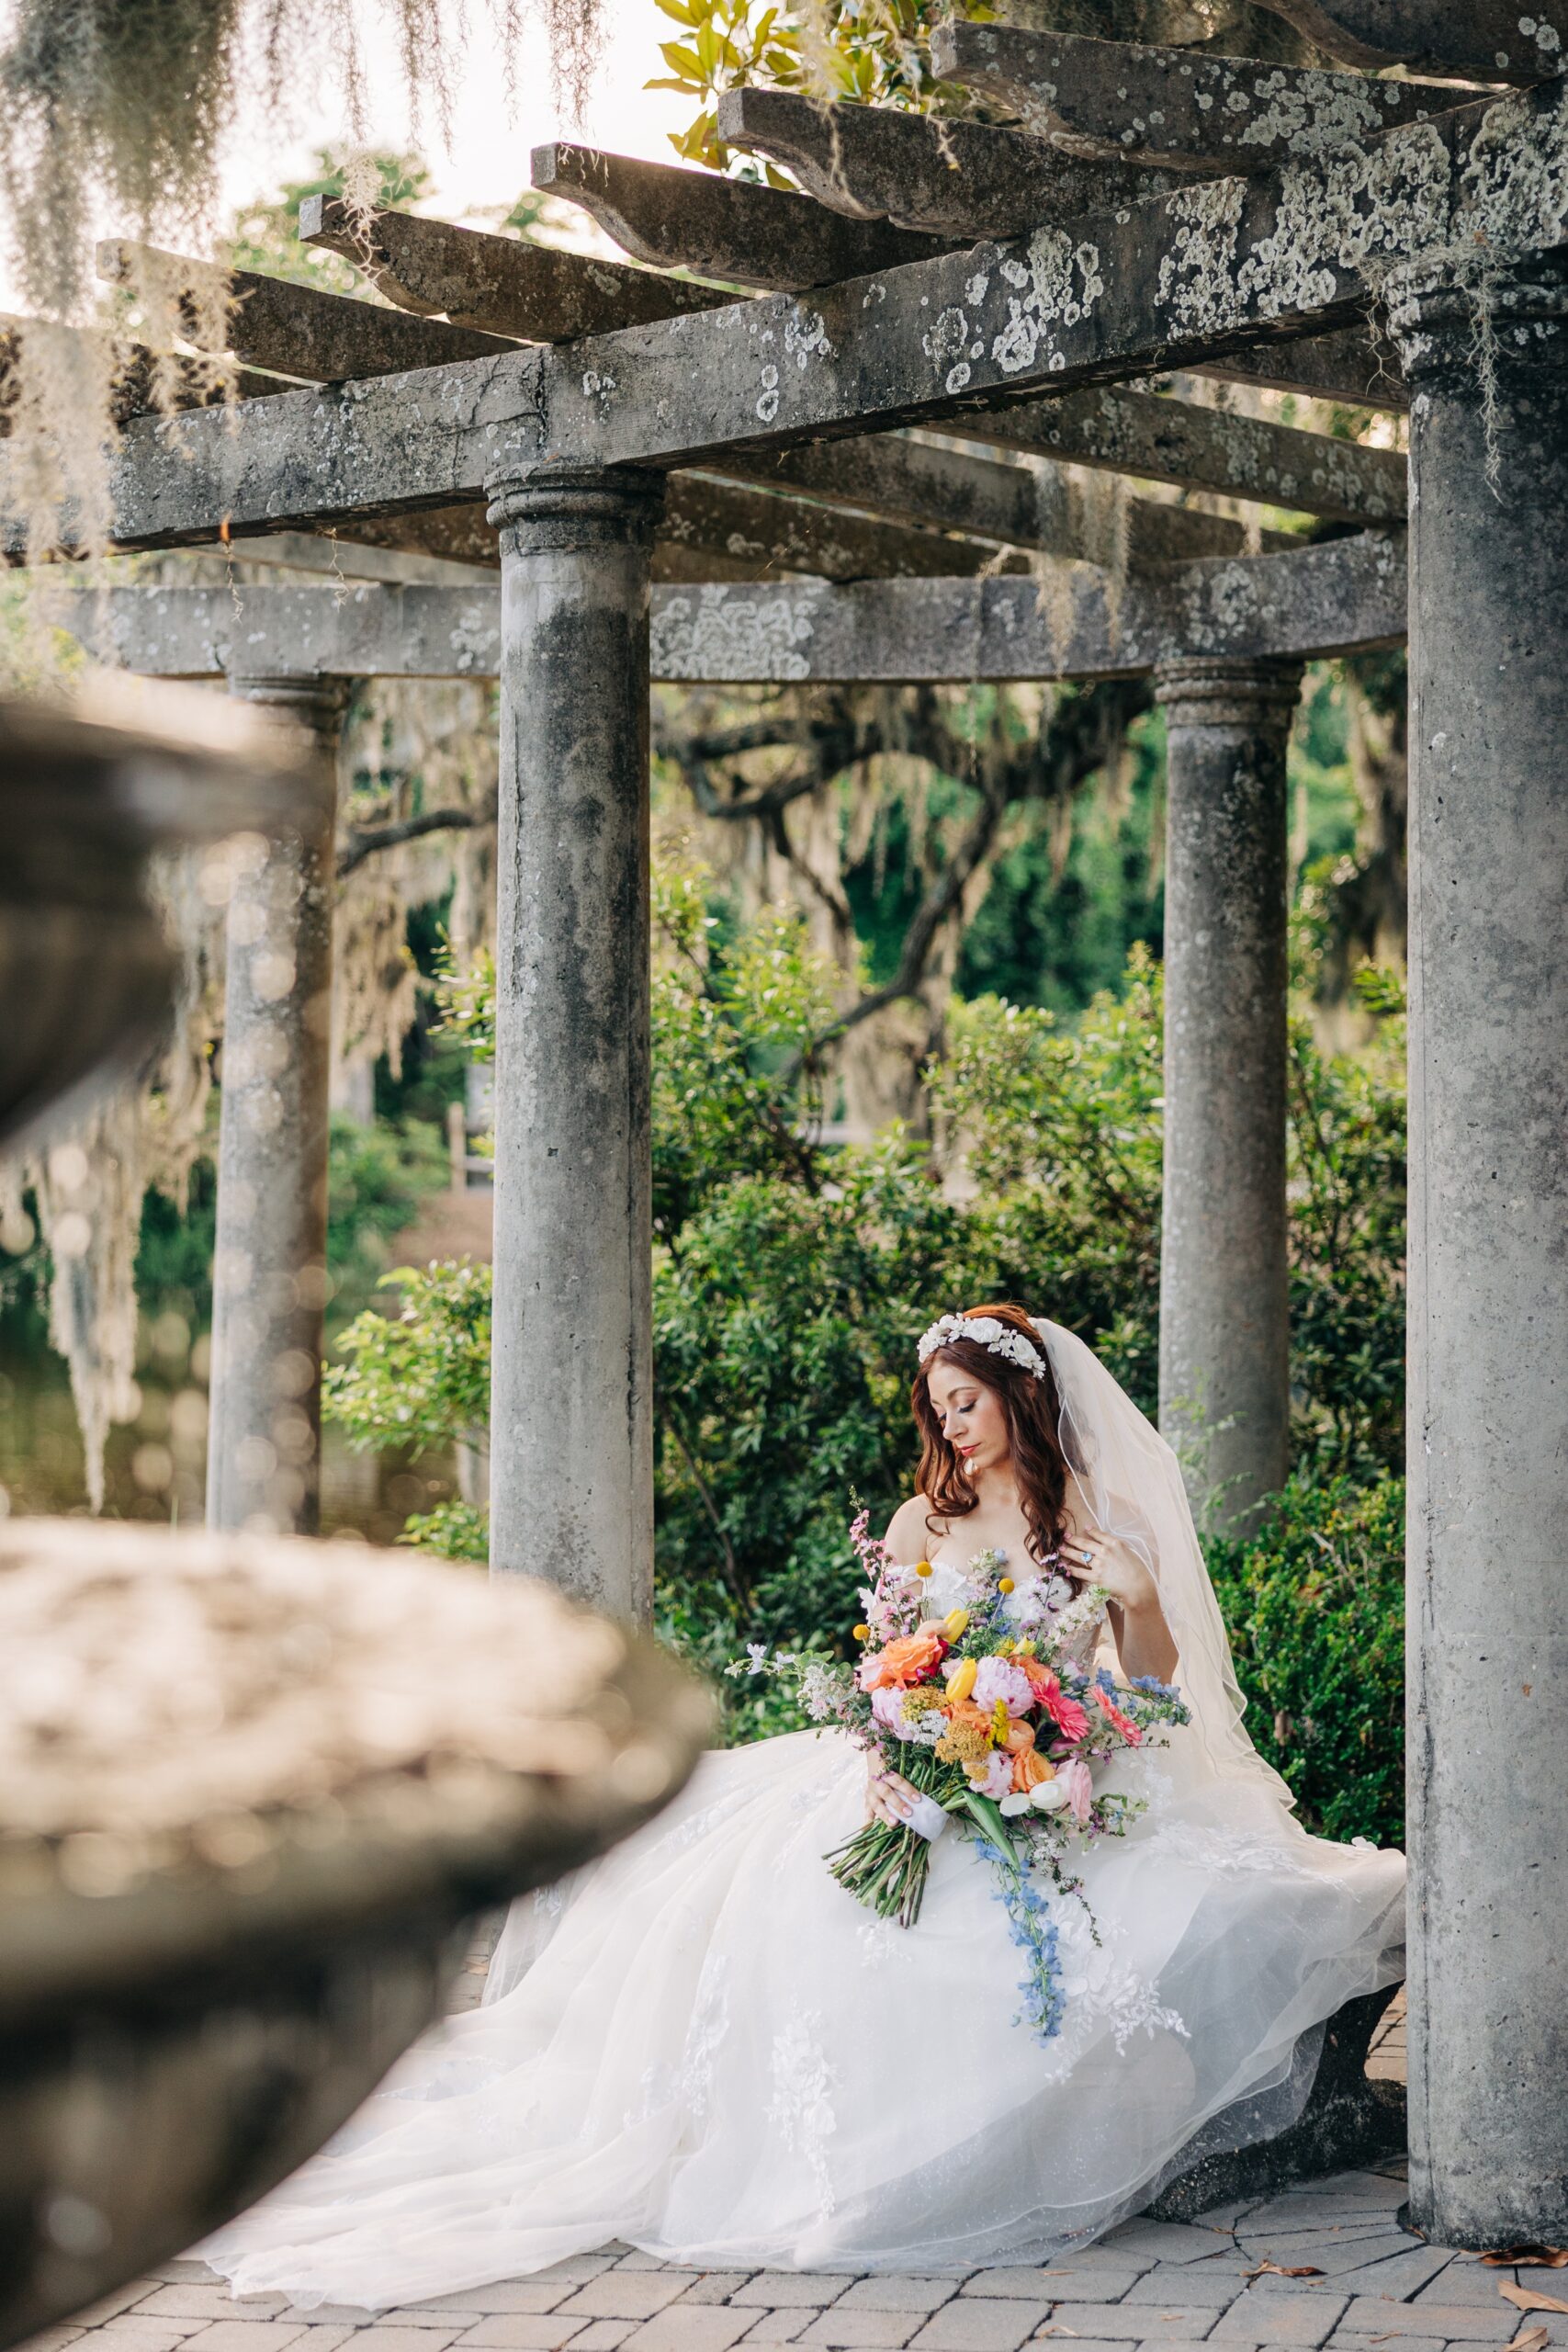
left=336, top=801, right=492, bottom=879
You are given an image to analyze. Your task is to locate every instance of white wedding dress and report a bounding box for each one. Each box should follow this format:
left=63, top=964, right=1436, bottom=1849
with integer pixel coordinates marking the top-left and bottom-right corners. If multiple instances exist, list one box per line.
left=205, top=1324, right=1406, bottom=2307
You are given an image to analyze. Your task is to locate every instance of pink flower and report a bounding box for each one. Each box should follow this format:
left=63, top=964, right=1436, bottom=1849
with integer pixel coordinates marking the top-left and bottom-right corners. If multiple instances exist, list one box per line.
left=870, top=1684, right=928, bottom=1740
left=1021, top=1661, right=1090, bottom=1743
left=971, top=1656, right=1034, bottom=1717
left=1094, top=1685, right=1144, bottom=1746
left=1059, top=1758, right=1094, bottom=1826
left=968, top=1749, right=1014, bottom=1801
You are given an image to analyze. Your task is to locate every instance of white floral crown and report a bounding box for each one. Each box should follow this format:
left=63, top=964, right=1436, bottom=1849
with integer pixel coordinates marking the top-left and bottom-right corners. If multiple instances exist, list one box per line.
left=916, top=1313, right=1047, bottom=1380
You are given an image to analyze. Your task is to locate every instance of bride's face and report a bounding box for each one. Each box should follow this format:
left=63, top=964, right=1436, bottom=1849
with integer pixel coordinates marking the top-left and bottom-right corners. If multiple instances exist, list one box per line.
left=927, top=1361, right=1011, bottom=1479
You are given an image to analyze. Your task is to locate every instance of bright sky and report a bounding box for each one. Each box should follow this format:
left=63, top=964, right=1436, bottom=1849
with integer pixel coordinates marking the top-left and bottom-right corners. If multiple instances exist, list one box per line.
left=218, top=0, right=692, bottom=220
left=0, top=0, right=692, bottom=307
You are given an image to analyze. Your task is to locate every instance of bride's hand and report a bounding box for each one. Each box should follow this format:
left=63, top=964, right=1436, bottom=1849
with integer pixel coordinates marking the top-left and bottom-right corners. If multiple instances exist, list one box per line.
left=866, top=1759, right=919, bottom=1827
left=1062, top=1526, right=1159, bottom=1616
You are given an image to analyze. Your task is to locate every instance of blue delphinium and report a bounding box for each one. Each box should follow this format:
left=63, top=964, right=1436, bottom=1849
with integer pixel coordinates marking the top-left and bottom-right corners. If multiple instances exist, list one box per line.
left=976, top=1840, right=1066, bottom=2043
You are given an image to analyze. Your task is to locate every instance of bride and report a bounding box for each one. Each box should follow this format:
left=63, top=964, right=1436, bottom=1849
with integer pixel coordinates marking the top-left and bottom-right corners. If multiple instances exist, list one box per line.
left=205, top=1303, right=1406, bottom=2306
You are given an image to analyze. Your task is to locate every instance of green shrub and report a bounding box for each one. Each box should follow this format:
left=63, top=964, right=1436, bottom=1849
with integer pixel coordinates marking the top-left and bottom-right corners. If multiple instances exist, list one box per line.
left=1207, top=1475, right=1404, bottom=1847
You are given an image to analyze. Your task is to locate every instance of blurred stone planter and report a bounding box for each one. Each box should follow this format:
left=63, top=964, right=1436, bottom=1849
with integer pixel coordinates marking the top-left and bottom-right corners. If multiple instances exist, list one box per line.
left=0, top=1520, right=713, bottom=2351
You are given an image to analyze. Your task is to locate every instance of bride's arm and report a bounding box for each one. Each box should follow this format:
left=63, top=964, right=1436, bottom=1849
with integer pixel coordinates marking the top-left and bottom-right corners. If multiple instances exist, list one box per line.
left=1066, top=1525, right=1180, bottom=1684
left=863, top=1499, right=931, bottom=1824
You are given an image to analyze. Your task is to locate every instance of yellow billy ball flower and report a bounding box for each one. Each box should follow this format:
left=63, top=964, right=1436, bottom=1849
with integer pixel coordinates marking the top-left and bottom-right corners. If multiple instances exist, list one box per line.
left=943, top=1607, right=970, bottom=1640
left=852, top=1623, right=871, bottom=1644
left=998, top=1576, right=1015, bottom=1594
left=915, top=1559, right=933, bottom=1579
left=945, top=1655, right=978, bottom=1704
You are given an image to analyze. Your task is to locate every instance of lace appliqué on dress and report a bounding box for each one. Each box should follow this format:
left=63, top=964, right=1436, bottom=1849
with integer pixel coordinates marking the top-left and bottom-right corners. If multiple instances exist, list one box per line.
left=766, top=2007, right=840, bottom=2216
left=1148, top=1817, right=1326, bottom=1880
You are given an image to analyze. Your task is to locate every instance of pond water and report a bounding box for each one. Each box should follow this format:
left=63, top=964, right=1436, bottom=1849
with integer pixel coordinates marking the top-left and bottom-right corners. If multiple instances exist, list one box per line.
left=0, top=1350, right=457, bottom=1546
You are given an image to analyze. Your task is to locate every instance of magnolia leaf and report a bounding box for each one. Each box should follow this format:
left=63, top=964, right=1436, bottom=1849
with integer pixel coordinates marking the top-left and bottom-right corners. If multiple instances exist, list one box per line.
left=1246, top=2261, right=1325, bottom=2280
left=1507, top=2329, right=1549, bottom=2352
left=1483, top=2250, right=1568, bottom=2269
left=1501, top=2285, right=1568, bottom=2315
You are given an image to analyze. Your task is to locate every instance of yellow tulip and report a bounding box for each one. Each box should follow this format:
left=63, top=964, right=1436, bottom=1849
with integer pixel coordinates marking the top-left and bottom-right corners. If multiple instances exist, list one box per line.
left=944, top=1607, right=970, bottom=1640
left=945, top=1656, right=978, bottom=1703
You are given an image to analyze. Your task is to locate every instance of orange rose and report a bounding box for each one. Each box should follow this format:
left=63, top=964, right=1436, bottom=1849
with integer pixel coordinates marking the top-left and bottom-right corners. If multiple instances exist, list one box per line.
left=1002, top=1719, right=1036, bottom=1756
left=1012, top=1746, right=1056, bottom=1794
left=860, top=1627, right=948, bottom=1690
left=945, top=1700, right=996, bottom=1741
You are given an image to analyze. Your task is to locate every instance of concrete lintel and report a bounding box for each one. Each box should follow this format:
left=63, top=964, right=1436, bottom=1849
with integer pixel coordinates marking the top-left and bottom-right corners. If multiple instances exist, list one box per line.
left=952, top=385, right=1407, bottom=524
left=931, top=22, right=1463, bottom=176
left=1246, top=0, right=1564, bottom=78
left=713, top=87, right=1176, bottom=236
left=55, top=531, right=1405, bottom=685
left=531, top=141, right=950, bottom=290
left=299, top=198, right=733, bottom=338
left=11, top=76, right=1556, bottom=554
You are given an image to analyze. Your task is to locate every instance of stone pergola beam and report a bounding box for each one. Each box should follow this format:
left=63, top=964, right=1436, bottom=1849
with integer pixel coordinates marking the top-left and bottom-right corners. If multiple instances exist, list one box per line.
left=660, top=472, right=1022, bottom=581
left=1198, top=322, right=1408, bottom=411
left=712, top=88, right=1178, bottom=236
left=298, top=198, right=734, bottom=337
left=96, top=243, right=517, bottom=380
left=18, top=76, right=1559, bottom=557
left=952, top=385, right=1407, bottom=524
left=530, top=141, right=950, bottom=291
left=1248, top=0, right=1564, bottom=78
left=59, top=531, right=1405, bottom=684
left=931, top=23, right=1463, bottom=176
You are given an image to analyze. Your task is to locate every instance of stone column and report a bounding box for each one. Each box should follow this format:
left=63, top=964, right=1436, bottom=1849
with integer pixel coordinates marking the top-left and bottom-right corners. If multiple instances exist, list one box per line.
left=1386, top=252, right=1568, bottom=2250
left=1155, top=655, right=1302, bottom=1533
left=484, top=465, right=664, bottom=1621
left=206, top=674, right=346, bottom=1535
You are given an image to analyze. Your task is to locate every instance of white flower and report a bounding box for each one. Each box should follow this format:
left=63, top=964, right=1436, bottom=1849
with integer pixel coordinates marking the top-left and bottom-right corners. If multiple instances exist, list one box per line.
left=998, top=1791, right=1033, bottom=1817
left=1000, top=1577, right=1051, bottom=1631
left=918, top=1559, right=980, bottom=1618
left=745, top=1642, right=771, bottom=1674
left=916, top=1313, right=1047, bottom=1379
left=1030, top=1778, right=1073, bottom=1814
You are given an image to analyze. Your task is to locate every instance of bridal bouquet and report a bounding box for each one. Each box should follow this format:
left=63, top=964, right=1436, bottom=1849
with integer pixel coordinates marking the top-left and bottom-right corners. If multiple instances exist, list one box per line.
left=731, top=1512, right=1190, bottom=2043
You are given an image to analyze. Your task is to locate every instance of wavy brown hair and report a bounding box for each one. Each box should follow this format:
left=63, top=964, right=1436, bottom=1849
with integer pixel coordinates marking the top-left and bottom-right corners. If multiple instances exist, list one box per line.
left=911, top=1303, right=1072, bottom=1567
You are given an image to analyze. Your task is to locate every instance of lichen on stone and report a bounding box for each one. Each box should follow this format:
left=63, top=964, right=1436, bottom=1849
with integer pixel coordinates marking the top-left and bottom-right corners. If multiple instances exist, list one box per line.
left=990, top=227, right=1105, bottom=378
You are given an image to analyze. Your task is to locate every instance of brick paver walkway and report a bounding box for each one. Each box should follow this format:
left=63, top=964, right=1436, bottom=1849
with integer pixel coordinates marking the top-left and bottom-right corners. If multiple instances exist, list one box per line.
left=29, top=1985, right=1554, bottom=2352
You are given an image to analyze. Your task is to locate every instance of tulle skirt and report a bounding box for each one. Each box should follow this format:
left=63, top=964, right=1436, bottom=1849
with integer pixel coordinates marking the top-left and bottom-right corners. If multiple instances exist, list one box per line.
left=203, top=1723, right=1406, bottom=2306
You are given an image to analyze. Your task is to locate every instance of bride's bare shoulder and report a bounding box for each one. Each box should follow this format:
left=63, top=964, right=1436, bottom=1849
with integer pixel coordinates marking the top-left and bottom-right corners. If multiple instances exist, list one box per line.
left=883, top=1493, right=939, bottom=1562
